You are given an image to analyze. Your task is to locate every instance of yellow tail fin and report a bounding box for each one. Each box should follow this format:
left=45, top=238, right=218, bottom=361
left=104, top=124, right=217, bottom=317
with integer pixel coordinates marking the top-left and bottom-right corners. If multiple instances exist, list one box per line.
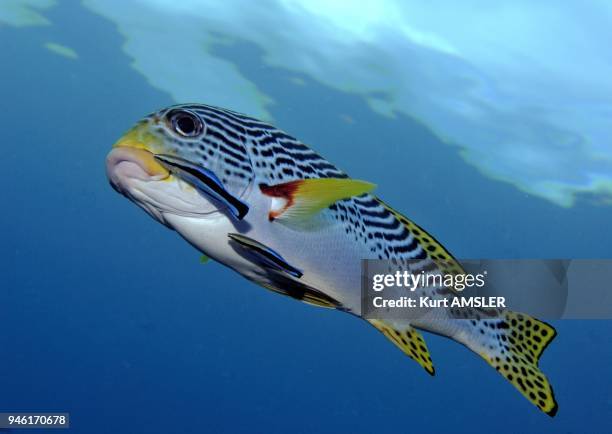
left=478, top=312, right=558, bottom=416
left=368, top=313, right=557, bottom=416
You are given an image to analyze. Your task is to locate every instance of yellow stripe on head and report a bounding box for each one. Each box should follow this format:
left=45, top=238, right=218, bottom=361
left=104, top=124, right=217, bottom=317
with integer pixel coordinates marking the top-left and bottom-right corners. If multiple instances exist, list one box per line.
left=113, top=122, right=169, bottom=178
left=113, top=122, right=163, bottom=153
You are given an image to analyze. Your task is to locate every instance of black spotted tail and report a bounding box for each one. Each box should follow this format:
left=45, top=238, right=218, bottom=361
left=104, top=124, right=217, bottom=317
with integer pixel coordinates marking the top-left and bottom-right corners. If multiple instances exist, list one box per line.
left=465, top=312, right=558, bottom=416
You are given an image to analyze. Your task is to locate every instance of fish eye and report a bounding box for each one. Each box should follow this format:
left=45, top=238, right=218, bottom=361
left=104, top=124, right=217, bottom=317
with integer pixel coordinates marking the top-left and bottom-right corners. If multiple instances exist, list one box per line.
left=168, top=109, right=204, bottom=137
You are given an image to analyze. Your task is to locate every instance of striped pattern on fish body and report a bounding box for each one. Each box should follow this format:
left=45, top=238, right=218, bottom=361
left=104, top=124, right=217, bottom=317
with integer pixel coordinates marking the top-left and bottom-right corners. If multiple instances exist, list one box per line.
left=171, top=106, right=444, bottom=271
left=106, top=103, right=559, bottom=416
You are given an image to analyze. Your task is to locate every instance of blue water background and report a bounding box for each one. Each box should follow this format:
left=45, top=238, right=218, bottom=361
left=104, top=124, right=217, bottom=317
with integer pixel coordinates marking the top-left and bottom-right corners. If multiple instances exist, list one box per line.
left=1, top=3, right=611, bottom=433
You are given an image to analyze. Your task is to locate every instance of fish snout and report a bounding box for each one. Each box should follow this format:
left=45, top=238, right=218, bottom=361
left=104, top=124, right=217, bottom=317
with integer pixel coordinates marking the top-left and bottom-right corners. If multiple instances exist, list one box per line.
left=106, top=147, right=169, bottom=193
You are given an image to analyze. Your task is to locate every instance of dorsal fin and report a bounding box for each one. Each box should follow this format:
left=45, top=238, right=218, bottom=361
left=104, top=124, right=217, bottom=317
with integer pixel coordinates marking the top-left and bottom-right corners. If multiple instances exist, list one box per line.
left=375, top=197, right=466, bottom=292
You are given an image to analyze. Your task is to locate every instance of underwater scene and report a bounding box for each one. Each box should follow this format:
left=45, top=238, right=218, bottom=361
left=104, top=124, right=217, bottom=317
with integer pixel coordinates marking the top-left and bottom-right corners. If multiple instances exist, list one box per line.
left=2, top=1, right=612, bottom=433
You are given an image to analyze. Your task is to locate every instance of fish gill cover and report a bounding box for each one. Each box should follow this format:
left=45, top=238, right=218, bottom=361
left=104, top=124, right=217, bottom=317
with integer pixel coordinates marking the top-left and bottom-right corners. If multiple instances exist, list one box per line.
left=5, top=0, right=612, bottom=208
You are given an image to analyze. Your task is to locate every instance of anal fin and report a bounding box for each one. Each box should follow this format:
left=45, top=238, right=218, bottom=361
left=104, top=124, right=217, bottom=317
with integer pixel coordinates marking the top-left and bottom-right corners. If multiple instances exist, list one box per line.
left=368, top=319, right=435, bottom=375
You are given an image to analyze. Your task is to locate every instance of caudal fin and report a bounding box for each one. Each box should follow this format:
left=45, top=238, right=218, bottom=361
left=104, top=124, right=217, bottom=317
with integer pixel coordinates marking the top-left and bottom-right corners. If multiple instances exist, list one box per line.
left=367, top=311, right=557, bottom=416
left=464, top=311, right=558, bottom=416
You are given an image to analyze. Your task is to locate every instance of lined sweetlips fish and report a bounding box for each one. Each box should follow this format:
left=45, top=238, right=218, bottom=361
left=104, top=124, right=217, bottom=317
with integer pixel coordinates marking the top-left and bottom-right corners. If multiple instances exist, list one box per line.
left=106, top=104, right=558, bottom=416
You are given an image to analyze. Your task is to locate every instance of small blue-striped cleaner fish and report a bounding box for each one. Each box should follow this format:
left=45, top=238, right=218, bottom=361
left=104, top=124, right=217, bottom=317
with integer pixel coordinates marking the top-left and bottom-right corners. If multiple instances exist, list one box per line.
left=106, top=104, right=558, bottom=416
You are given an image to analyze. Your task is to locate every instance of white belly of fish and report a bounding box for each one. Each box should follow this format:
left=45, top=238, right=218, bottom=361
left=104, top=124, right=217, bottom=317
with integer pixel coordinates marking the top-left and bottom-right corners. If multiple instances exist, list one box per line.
left=162, top=195, right=365, bottom=313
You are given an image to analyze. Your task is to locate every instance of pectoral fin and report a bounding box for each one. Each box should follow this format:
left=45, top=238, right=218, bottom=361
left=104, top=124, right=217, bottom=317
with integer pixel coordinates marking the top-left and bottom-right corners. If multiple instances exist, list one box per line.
left=260, top=178, right=375, bottom=221
left=228, top=233, right=303, bottom=278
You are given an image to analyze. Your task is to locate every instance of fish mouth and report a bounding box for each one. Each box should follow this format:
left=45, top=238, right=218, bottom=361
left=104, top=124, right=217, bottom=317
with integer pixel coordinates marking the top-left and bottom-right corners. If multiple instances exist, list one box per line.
left=107, top=122, right=168, bottom=182
left=107, top=122, right=252, bottom=220
left=106, top=146, right=170, bottom=193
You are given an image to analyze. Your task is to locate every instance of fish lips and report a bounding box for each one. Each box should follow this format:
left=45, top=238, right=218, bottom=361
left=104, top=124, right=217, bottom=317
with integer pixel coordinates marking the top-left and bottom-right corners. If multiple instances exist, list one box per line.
left=153, top=154, right=249, bottom=220
left=106, top=146, right=170, bottom=194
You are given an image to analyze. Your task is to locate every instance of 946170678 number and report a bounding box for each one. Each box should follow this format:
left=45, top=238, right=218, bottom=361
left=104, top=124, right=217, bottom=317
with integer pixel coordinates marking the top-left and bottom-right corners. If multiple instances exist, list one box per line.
left=0, top=413, right=69, bottom=429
